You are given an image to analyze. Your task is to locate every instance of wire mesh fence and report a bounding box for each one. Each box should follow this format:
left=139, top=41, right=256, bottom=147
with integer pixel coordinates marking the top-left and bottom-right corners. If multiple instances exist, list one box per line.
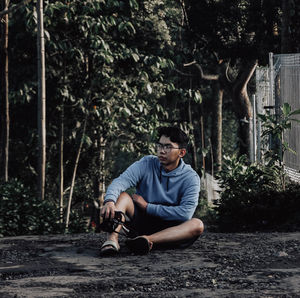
left=255, top=53, right=300, bottom=183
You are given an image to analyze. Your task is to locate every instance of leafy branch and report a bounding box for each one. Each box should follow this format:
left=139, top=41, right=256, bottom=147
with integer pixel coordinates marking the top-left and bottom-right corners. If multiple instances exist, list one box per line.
left=0, top=0, right=32, bottom=17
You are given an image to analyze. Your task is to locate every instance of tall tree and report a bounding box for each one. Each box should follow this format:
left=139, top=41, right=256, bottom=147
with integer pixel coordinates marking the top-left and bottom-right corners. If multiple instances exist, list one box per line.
left=183, top=59, right=228, bottom=172
left=2, top=0, right=192, bottom=202
left=182, top=0, right=281, bottom=162
left=39, top=0, right=179, bottom=219
left=37, top=0, right=46, bottom=200
left=65, top=117, right=87, bottom=230
left=0, top=0, right=9, bottom=182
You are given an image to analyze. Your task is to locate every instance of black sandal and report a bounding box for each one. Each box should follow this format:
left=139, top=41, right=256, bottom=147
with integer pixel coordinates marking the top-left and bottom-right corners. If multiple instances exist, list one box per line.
left=125, top=236, right=151, bottom=255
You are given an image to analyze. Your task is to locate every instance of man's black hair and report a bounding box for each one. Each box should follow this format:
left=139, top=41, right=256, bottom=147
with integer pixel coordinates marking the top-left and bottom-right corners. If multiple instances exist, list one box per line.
left=157, top=126, right=189, bottom=148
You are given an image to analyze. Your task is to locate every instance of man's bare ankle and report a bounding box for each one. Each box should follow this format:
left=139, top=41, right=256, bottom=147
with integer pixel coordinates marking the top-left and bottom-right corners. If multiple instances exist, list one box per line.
left=108, top=235, right=118, bottom=243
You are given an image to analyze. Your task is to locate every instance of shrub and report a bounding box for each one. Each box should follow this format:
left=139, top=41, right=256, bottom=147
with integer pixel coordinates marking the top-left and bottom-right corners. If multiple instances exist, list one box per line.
left=0, top=179, right=64, bottom=237
left=215, top=155, right=300, bottom=232
left=66, top=210, right=91, bottom=234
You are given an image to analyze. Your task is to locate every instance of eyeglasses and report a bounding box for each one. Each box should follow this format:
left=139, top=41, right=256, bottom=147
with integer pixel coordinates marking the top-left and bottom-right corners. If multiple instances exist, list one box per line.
left=155, top=143, right=181, bottom=153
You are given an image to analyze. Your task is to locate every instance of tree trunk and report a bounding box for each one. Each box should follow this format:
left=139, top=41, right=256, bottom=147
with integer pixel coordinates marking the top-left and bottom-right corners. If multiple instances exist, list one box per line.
left=0, top=0, right=9, bottom=182
left=37, top=0, right=46, bottom=200
left=97, top=136, right=106, bottom=206
left=211, top=81, right=223, bottom=172
left=199, top=111, right=205, bottom=172
left=59, top=60, right=67, bottom=223
left=183, top=61, right=222, bottom=173
left=232, top=61, right=257, bottom=157
left=59, top=100, right=64, bottom=223
left=65, top=118, right=87, bottom=231
left=188, top=97, right=198, bottom=171
left=281, top=0, right=292, bottom=53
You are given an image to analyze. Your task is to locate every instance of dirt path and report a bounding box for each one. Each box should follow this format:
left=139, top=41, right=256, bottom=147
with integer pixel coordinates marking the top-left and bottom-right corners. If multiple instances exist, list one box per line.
left=0, top=232, right=299, bottom=297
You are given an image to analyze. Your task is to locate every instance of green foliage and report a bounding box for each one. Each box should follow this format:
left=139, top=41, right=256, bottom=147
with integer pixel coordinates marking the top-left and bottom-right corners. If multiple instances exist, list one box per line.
left=0, top=179, right=63, bottom=237
left=5, top=0, right=290, bottom=231
left=217, top=184, right=300, bottom=232
left=8, top=0, right=184, bottom=212
left=184, top=0, right=281, bottom=63
left=215, top=155, right=300, bottom=232
left=259, top=103, right=300, bottom=163
left=0, top=179, right=89, bottom=237
left=214, top=104, right=300, bottom=232
left=218, top=155, right=283, bottom=193
left=66, top=210, right=90, bottom=234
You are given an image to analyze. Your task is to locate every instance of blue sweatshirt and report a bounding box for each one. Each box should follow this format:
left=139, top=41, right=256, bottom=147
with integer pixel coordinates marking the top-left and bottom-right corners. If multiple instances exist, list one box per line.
left=104, top=155, right=200, bottom=221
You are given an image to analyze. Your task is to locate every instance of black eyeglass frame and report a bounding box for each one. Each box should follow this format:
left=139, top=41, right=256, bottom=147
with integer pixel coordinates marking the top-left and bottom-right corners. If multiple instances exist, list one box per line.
left=155, top=142, right=182, bottom=152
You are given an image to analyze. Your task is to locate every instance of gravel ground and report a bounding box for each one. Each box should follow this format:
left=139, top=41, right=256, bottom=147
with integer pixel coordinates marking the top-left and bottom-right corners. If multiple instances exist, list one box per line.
left=0, top=232, right=299, bottom=297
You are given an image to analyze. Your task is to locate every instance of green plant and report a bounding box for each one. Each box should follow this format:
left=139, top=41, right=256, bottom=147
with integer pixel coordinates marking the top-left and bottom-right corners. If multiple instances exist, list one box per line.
left=259, top=103, right=300, bottom=164
left=66, top=210, right=91, bottom=234
left=215, top=155, right=288, bottom=232
left=214, top=103, right=300, bottom=232
left=0, top=179, right=64, bottom=237
left=258, top=103, right=300, bottom=189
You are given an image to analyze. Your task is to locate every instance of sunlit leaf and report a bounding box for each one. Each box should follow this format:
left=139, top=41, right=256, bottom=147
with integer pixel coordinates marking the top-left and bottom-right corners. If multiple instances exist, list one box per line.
left=146, top=83, right=152, bottom=94
left=131, top=53, right=140, bottom=62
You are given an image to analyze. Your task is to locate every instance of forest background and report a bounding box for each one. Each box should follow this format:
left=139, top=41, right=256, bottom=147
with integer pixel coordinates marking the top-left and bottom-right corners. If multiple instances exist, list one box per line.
left=0, top=0, right=300, bottom=236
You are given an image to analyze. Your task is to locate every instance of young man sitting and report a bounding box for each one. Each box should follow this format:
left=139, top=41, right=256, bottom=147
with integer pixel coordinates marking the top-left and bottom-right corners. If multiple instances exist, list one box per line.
left=100, top=126, right=204, bottom=255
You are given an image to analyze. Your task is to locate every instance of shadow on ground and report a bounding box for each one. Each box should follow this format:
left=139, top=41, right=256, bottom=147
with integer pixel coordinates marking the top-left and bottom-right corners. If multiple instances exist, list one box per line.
left=0, top=232, right=299, bottom=297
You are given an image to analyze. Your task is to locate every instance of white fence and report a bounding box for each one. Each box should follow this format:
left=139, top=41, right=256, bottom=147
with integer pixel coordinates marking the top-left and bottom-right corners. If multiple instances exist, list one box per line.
left=255, top=53, right=300, bottom=183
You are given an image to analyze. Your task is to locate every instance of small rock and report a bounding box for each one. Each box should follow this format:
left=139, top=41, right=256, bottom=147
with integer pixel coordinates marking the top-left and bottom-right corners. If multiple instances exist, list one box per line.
left=278, top=251, right=288, bottom=257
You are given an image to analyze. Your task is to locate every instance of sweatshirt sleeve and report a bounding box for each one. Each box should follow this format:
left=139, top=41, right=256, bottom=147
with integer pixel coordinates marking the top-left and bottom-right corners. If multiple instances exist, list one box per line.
left=103, top=157, right=146, bottom=204
left=146, top=174, right=200, bottom=221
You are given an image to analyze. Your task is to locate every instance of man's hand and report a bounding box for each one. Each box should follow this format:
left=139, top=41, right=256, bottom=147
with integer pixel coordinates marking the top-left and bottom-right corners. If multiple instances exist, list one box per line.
left=132, top=194, right=148, bottom=212
left=100, top=201, right=116, bottom=220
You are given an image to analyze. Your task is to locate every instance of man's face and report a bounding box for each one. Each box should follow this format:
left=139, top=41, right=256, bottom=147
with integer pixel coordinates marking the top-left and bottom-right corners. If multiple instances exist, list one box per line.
left=156, top=135, right=186, bottom=170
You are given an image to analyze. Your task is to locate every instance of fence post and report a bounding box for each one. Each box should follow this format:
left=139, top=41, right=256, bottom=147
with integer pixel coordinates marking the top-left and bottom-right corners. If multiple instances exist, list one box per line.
left=249, top=115, right=254, bottom=163
left=251, top=94, right=257, bottom=163
left=269, top=52, right=274, bottom=106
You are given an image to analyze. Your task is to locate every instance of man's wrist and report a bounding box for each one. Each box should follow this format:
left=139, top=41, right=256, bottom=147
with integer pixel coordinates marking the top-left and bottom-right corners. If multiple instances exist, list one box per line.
left=104, top=199, right=115, bottom=205
left=144, top=202, right=148, bottom=211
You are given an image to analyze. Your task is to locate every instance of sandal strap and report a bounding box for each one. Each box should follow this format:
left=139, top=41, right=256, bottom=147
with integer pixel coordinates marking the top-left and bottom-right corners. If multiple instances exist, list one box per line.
left=101, top=240, right=119, bottom=251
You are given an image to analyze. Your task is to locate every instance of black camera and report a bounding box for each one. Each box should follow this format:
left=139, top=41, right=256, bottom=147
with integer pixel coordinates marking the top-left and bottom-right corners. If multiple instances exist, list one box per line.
left=99, top=211, right=126, bottom=233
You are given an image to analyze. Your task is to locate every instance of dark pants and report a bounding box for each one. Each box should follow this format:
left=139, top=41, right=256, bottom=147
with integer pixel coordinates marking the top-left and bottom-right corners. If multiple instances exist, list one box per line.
left=126, top=204, right=199, bottom=249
